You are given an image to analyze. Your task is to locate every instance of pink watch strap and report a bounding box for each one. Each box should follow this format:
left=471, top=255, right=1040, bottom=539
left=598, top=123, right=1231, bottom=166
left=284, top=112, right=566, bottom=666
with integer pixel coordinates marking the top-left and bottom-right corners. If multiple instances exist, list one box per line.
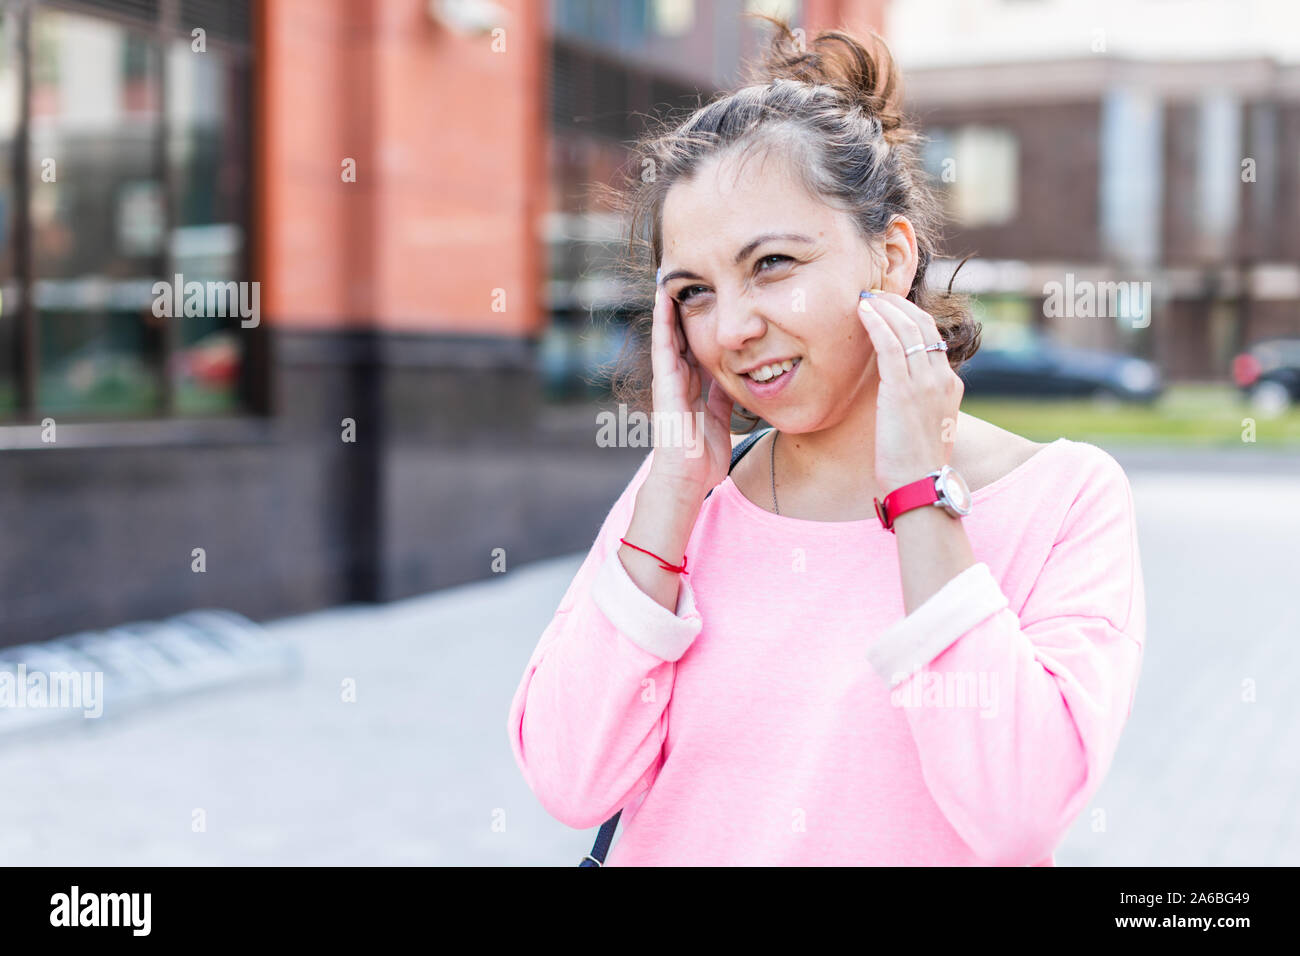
left=873, top=475, right=939, bottom=532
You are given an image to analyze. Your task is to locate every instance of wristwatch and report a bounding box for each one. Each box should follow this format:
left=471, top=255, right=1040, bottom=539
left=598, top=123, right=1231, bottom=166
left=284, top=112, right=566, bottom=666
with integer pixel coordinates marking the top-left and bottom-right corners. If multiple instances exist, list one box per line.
left=873, top=465, right=973, bottom=532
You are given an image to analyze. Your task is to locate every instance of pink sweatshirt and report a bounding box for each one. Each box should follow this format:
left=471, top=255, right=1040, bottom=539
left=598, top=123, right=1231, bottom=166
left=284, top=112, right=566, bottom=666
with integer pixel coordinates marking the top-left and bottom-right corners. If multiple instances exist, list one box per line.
left=507, top=436, right=1145, bottom=866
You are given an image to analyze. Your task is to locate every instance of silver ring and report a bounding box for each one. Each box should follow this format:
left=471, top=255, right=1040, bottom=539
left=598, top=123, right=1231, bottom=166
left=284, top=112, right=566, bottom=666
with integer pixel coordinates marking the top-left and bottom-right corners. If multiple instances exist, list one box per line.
left=904, top=341, right=948, bottom=357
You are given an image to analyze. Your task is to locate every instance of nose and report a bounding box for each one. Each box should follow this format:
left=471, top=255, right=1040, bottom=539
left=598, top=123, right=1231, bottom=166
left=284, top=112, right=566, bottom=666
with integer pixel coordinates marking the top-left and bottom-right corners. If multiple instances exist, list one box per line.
left=712, top=289, right=768, bottom=354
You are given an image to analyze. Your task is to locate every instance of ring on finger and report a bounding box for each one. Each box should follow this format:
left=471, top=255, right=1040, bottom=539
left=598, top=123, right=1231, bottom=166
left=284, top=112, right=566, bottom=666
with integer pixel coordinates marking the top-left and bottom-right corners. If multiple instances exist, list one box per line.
left=903, top=340, right=948, bottom=358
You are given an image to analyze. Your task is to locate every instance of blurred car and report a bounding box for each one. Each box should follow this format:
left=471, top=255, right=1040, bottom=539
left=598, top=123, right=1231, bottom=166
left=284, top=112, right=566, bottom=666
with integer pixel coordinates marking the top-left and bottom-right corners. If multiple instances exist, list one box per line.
left=1232, top=338, right=1300, bottom=414
left=958, top=325, right=1163, bottom=403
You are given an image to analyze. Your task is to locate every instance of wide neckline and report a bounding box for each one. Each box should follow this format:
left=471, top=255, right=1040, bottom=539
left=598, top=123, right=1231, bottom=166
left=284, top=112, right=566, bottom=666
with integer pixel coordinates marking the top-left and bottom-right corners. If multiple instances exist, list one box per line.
left=717, top=436, right=1071, bottom=533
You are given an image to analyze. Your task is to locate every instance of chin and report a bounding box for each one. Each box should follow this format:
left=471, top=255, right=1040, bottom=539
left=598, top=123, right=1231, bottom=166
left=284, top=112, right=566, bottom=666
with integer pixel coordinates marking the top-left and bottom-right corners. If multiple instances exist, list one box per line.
left=752, top=409, right=814, bottom=433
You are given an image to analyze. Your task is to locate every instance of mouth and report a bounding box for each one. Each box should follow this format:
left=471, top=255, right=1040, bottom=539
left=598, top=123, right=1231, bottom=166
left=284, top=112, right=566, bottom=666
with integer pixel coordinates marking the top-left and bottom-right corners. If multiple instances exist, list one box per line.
left=740, top=357, right=801, bottom=398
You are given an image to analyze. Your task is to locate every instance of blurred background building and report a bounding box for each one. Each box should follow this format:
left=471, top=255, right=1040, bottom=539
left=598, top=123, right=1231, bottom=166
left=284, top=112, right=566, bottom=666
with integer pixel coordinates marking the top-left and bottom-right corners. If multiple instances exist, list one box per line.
left=893, top=0, right=1300, bottom=379
left=0, top=0, right=1295, bottom=645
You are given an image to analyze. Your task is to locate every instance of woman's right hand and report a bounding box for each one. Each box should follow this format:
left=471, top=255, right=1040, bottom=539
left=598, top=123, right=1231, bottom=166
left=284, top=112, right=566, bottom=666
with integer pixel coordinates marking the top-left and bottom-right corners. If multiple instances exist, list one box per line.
left=646, top=283, right=737, bottom=501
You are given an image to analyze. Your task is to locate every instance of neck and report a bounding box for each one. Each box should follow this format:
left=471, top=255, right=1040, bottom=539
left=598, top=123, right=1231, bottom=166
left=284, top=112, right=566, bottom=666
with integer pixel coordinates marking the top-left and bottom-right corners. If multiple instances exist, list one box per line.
left=772, top=375, right=890, bottom=510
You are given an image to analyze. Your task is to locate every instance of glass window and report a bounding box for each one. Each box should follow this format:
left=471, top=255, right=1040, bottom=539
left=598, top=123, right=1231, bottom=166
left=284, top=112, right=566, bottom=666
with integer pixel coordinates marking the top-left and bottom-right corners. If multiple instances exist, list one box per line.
left=924, top=124, right=1018, bottom=229
left=29, top=7, right=164, bottom=418
left=953, top=126, right=1018, bottom=228
left=0, top=7, right=18, bottom=419
left=167, top=39, right=251, bottom=415
left=744, top=0, right=799, bottom=20
left=652, top=0, right=695, bottom=36
left=1197, top=91, right=1241, bottom=260
left=973, top=295, right=1036, bottom=351
left=0, top=1, right=254, bottom=424
left=1101, top=87, right=1162, bottom=267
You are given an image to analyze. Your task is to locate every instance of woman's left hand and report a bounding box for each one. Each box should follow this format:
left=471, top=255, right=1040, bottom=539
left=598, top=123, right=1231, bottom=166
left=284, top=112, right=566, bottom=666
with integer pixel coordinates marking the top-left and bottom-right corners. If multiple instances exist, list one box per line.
left=856, top=291, right=965, bottom=493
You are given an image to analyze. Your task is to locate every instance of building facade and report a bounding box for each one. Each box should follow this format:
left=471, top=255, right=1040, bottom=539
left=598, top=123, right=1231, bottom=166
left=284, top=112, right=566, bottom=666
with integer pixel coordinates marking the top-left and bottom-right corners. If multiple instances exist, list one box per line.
left=0, top=0, right=884, bottom=644
left=892, top=0, right=1300, bottom=378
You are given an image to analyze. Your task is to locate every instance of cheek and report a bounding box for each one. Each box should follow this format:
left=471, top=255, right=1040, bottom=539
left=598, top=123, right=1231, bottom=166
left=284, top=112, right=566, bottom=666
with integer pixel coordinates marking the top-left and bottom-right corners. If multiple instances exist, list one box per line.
left=681, top=324, right=722, bottom=373
left=810, top=312, right=876, bottom=376
left=810, top=305, right=872, bottom=352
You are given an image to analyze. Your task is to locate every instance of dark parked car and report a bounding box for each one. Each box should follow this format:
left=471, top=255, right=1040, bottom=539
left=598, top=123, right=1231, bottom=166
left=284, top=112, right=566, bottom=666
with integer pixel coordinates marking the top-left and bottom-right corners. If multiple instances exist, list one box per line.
left=1232, top=338, right=1300, bottom=414
left=958, top=325, right=1163, bottom=403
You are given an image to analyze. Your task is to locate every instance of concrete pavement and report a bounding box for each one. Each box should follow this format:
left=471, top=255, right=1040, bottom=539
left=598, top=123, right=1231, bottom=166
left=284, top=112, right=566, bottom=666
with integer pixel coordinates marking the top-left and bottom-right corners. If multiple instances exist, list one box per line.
left=1, top=452, right=1297, bottom=865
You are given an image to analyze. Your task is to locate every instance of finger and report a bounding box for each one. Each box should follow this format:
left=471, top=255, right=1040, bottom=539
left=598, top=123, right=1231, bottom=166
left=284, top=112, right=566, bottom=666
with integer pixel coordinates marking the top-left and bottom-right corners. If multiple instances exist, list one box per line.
left=702, top=364, right=735, bottom=425
left=880, top=293, right=949, bottom=369
left=650, top=288, right=680, bottom=390
left=864, top=293, right=934, bottom=379
left=858, top=297, right=909, bottom=382
left=864, top=293, right=925, bottom=349
left=670, top=298, right=690, bottom=357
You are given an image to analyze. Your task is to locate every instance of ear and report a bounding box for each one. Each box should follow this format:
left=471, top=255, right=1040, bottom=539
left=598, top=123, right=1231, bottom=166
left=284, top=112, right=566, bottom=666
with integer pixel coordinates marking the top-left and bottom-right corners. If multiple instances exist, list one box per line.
left=878, top=216, right=919, bottom=295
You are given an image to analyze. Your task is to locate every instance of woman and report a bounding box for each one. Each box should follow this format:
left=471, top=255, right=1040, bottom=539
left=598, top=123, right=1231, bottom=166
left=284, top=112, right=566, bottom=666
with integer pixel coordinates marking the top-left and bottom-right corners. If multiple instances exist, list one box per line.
left=507, top=19, right=1145, bottom=866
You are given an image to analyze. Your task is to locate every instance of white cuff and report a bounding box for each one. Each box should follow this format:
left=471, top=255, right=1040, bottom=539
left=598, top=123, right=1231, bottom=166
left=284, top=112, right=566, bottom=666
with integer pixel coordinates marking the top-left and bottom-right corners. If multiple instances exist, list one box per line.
left=866, top=562, right=1009, bottom=688
left=591, top=546, right=704, bottom=662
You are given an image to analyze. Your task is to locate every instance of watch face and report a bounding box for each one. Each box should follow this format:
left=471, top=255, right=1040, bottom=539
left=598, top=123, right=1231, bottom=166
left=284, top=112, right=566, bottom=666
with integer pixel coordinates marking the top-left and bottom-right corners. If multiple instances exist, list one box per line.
left=938, top=467, right=973, bottom=515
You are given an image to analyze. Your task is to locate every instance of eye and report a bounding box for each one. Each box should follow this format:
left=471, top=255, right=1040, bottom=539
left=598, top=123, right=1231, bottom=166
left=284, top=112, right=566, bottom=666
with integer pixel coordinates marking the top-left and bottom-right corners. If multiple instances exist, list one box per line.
left=674, top=256, right=791, bottom=303
left=756, top=254, right=793, bottom=273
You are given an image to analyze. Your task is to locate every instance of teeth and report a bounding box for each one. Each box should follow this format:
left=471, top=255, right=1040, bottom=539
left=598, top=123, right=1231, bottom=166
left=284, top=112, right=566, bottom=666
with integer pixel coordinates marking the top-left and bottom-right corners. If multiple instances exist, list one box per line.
left=747, top=359, right=797, bottom=382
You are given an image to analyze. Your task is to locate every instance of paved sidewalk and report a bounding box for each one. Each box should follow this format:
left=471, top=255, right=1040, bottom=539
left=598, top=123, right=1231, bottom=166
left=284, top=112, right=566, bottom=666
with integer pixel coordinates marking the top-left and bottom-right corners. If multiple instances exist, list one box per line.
left=1, top=461, right=1296, bottom=866
left=0, top=555, right=588, bottom=866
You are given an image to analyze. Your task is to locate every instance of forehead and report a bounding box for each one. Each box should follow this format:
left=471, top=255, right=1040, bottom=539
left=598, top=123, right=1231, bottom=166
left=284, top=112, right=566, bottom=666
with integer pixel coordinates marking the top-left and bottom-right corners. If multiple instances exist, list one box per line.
left=661, top=145, right=842, bottom=258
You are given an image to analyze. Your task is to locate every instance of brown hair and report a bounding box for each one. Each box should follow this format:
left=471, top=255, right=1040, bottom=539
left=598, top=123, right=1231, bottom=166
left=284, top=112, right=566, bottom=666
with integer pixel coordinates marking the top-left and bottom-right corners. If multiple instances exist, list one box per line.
left=597, top=15, right=980, bottom=433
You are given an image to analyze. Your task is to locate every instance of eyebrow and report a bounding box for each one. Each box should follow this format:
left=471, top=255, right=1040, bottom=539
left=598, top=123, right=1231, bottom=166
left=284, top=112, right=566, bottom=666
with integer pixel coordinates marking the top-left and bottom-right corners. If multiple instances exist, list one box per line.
left=660, top=232, right=815, bottom=285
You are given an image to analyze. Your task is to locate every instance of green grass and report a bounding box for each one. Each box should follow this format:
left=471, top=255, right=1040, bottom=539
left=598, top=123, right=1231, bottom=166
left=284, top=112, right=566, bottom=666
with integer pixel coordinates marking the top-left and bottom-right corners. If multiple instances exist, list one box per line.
left=962, top=385, right=1300, bottom=447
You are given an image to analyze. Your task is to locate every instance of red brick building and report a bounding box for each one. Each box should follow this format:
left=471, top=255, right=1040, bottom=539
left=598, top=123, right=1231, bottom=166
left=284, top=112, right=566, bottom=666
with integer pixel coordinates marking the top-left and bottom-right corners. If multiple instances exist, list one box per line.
left=0, top=0, right=887, bottom=643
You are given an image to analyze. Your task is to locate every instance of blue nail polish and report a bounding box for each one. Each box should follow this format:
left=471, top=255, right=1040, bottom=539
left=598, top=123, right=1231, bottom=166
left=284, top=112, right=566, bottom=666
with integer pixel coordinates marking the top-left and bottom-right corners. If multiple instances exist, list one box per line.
left=656, top=267, right=663, bottom=286
left=860, top=290, right=875, bottom=299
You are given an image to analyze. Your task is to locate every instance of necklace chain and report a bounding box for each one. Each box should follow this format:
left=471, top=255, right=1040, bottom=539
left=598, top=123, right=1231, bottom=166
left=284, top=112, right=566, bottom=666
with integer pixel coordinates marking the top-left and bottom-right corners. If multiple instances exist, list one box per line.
left=770, top=428, right=779, bottom=515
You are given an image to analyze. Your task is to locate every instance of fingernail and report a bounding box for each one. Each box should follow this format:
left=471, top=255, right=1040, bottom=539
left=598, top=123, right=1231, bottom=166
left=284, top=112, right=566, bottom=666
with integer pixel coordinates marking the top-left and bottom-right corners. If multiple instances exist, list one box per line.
left=656, top=267, right=662, bottom=286
left=859, top=290, right=875, bottom=299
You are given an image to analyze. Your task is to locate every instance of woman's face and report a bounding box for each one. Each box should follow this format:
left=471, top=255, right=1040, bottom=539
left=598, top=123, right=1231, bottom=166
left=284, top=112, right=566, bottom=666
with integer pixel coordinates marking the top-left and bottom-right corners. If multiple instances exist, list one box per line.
left=660, top=146, right=883, bottom=432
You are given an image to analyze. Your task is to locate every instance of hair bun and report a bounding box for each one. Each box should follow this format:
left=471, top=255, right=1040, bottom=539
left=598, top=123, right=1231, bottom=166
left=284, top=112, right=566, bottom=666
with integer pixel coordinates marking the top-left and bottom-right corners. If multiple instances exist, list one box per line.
left=746, top=15, right=906, bottom=139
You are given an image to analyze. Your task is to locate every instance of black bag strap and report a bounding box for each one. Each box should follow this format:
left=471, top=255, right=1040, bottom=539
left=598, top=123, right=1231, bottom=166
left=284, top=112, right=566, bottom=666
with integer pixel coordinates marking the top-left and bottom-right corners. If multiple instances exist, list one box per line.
left=707, top=425, right=772, bottom=500
left=579, top=426, right=773, bottom=866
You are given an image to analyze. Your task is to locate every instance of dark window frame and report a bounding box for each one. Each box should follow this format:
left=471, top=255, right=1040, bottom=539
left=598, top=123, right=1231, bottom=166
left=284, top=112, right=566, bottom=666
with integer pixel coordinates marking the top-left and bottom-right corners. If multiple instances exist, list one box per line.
left=4, top=0, right=266, bottom=426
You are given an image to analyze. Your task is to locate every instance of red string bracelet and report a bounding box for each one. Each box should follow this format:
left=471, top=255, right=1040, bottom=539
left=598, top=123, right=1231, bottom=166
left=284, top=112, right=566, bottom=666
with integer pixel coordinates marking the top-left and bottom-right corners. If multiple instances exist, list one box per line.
left=619, top=537, right=689, bottom=574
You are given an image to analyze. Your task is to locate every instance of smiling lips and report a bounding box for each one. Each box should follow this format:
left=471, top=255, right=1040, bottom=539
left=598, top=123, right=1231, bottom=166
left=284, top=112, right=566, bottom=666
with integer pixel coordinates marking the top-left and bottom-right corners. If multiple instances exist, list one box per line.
left=740, top=357, right=801, bottom=399
left=742, top=357, right=800, bottom=382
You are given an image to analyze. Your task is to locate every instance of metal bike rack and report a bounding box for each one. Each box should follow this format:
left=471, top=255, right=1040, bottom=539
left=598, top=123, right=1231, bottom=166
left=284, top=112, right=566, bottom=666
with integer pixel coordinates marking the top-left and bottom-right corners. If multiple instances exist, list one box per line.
left=0, top=610, right=300, bottom=738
